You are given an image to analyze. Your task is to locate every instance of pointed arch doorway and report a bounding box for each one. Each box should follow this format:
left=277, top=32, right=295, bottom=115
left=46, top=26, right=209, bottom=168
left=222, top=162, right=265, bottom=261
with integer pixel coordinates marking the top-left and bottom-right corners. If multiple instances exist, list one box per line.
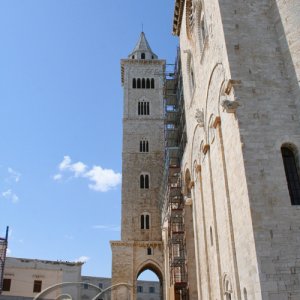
left=136, top=263, right=163, bottom=300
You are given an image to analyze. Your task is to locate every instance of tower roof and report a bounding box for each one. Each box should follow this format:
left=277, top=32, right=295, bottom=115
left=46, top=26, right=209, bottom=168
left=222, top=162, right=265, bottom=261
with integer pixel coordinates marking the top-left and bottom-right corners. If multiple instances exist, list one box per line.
left=128, top=32, right=158, bottom=59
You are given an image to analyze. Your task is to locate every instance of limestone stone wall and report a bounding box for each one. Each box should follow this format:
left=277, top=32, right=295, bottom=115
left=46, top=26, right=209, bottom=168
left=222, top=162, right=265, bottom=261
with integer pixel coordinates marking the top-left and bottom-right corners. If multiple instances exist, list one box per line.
left=174, top=0, right=300, bottom=299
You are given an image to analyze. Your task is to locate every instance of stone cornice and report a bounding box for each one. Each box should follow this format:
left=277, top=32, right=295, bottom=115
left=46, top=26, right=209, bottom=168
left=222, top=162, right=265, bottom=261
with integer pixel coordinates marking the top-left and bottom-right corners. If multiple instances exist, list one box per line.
left=173, top=0, right=185, bottom=36
left=121, top=59, right=166, bottom=85
left=110, top=240, right=163, bottom=248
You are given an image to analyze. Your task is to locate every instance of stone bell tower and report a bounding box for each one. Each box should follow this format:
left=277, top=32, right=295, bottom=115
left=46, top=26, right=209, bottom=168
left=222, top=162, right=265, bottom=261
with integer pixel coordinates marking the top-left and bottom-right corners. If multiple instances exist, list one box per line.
left=111, top=32, right=165, bottom=300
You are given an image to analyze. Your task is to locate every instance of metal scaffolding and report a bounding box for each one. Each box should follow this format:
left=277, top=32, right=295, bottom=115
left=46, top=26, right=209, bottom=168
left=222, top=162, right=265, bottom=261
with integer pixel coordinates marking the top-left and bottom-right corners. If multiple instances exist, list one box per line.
left=160, top=50, right=188, bottom=299
left=0, top=227, right=9, bottom=294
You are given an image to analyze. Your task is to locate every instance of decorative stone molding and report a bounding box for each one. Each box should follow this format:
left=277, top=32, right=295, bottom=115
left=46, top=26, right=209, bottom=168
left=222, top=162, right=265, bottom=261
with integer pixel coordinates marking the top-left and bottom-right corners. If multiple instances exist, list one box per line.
left=195, top=109, right=204, bottom=126
left=203, top=144, right=210, bottom=154
left=221, top=100, right=240, bottom=113
left=213, top=116, right=221, bottom=128
left=185, top=197, right=193, bottom=206
left=188, top=180, right=195, bottom=189
left=195, top=164, right=201, bottom=173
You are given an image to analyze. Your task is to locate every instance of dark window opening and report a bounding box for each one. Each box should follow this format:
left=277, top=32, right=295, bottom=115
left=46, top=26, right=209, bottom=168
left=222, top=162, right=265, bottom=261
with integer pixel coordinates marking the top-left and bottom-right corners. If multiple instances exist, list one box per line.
left=146, top=78, right=150, bottom=89
left=147, top=247, right=152, bottom=255
left=145, top=215, right=150, bottom=229
left=141, top=214, right=150, bottom=229
left=152, top=55, right=154, bottom=59
left=137, top=78, right=141, bottom=89
left=137, top=285, right=143, bottom=293
left=142, top=78, right=145, bottom=89
left=145, top=174, right=149, bottom=189
left=149, top=286, right=155, bottom=293
left=33, top=280, right=42, bottom=293
left=281, top=146, right=300, bottom=205
left=151, top=78, right=155, bottom=89
left=140, top=174, right=145, bottom=189
left=141, top=53, right=145, bottom=59
left=138, top=102, right=150, bottom=116
left=140, top=140, right=149, bottom=153
left=141, top=215, right=145, bottom=229
left=133, top=78, right=136, bottom=89
left=2, top=278, right=11, bottom=291
left=132, top=55, right=135, bottom=59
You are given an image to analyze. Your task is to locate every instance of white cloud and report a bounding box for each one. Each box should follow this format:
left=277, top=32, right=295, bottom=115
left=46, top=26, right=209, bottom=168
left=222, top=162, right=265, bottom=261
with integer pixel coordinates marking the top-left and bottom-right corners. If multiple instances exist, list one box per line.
left=7, top=167, right=21, bottom=183
left=84, top=166, right=121, bottom=192
left=74, top=256, right=90, bottom=263
left=72, top=161, right=87, bottom=177
left=53, top=174, right=62, bottom=181
left=59, top=156, right=72, bottom=171
left=92, top=225, right=120, bottom=232
left=2, top=189, right=19, bottom=203
left=54, top=156, right=121, bottom=192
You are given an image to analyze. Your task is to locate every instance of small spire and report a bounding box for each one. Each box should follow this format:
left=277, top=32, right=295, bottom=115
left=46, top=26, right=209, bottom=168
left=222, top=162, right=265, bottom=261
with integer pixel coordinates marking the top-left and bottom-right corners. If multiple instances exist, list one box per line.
left=128, top=32, right=158, bottom=60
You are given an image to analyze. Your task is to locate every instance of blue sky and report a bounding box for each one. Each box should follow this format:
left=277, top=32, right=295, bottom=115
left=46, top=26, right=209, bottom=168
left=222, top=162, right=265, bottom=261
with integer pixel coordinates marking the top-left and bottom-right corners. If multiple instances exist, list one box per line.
left=0, top=1, right=178, bottom=280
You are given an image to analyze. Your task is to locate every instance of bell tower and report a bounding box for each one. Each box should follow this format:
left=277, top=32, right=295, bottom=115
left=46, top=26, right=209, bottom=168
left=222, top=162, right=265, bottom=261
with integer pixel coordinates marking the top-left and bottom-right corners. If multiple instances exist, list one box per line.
left=111, top=32, right=165, bottom=300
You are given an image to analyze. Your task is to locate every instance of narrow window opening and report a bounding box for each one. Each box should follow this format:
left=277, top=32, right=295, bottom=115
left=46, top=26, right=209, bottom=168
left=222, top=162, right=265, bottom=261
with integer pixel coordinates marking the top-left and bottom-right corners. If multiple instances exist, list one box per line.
left=210, top=226, right=213, bottom=246
left=2, top=278, right=11, bottom=291
left=137, top=78, right=141, bottom=89
left=281, top=146, right=300, bottom=205
left=141, top=53, right=145, bottom=59
left=147, top=247, right=152, bottom=255
left=146, top=215, right=150, bottom=229
left=133, top=78, right=136, bottom=89
left=140, top=174, right=145, bottom=189
left=145, top=174, right=149, bottom=189
left=140, top=141, right=143, bottom=152
left=146, top=78, right=150, bottom=89
left=141, top=215, right=145, bottom=229
left=142, top=78, right=146, bottom=89
left=151, top=78, right=155, bottom=89
left=33, top=280, right=42, bottom=293
left=132, top=55, right=135, bottom=59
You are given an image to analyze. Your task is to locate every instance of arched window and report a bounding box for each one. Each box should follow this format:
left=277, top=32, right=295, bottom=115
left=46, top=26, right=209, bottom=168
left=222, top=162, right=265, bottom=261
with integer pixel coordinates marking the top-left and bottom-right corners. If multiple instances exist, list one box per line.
left=146, top=78, right=150, bottom=89
left=141, top=213, right=150, bottom=229
left=140, top=174, right=145, bottom=189
left=138, top=101, right=150, bottom=115
left=140, top=173, right=149, bottom=189
left=142, top=78, right=146, bottom=89
left=224, top=278, right=233, bottom=300
left=132, top=55, right=135, bottom=59
left=281, top=145, right=300, bottom=205
left=133, top=78, right=136, bottom=89
left=151, top=78, right=155, bottom=89
left=141, top=53, right=145, bottom=59
left=140, top=139, right=149, bottom=153
left=137, top=78, right=141, bottom=89
left=145, top=174, right=149, bottom=189
left=147, top=247, right=152, bottom=255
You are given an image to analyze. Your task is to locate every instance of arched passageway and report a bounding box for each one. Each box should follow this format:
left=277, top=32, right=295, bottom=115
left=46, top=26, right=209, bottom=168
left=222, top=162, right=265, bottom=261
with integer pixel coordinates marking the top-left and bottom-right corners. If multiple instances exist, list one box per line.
left=136, top=264, right=163, bottom=300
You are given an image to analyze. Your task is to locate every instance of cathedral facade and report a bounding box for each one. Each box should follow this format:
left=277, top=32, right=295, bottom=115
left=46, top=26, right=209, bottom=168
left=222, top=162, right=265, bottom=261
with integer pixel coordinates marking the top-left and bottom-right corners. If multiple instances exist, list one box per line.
left=112, top=0, right=300, bottom=299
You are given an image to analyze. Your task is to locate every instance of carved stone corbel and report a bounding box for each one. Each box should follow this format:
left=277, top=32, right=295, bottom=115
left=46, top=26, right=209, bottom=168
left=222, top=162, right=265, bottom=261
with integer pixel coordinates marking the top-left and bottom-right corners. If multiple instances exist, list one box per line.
left=221, top=100, right=240, bottom=113
left=203, top=144, right=210, bottom=154
left=195, top=109, right=204, bottom=127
